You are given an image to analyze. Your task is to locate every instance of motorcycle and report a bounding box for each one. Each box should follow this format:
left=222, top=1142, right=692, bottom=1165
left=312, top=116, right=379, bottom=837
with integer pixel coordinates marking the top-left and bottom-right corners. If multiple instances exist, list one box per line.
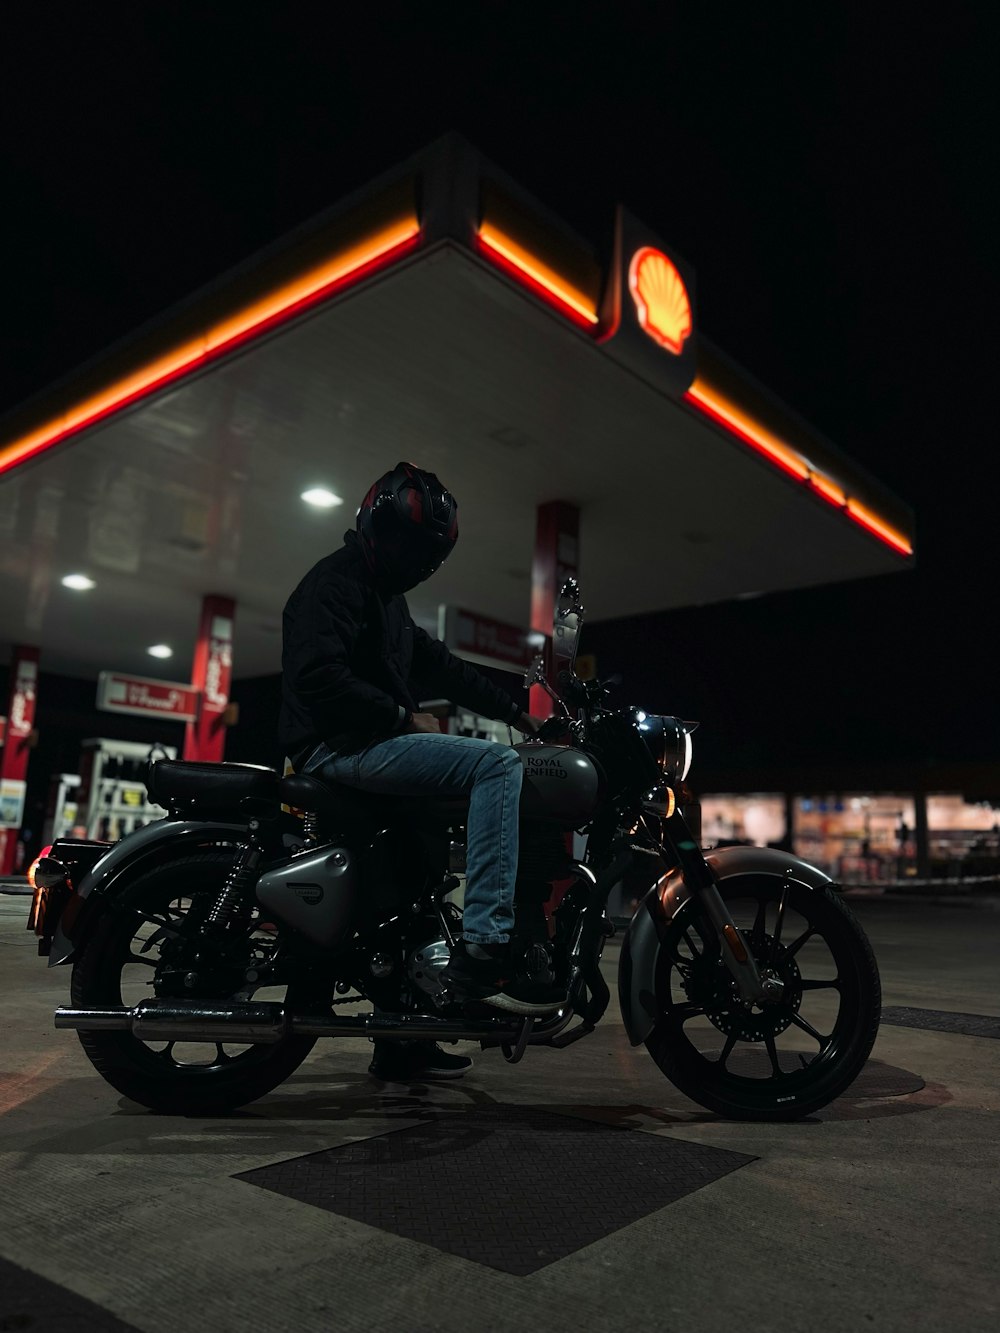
left=29, top=579, right=880, bottom=1120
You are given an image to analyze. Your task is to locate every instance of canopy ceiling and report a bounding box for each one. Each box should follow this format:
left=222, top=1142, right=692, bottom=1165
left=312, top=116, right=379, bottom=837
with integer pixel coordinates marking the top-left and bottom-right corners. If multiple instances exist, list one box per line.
left=1, top=240, right=907, bottom=680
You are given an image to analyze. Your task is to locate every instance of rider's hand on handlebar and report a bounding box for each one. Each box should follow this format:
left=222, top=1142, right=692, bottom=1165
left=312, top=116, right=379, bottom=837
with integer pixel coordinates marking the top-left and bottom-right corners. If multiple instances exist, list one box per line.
left=536, top=715, right=573, bottom=743
left=513, top=712, right=547, bottom=736
left=515, top=712, right=572, bottom=742
left=403, top=712, right=442, bottom=734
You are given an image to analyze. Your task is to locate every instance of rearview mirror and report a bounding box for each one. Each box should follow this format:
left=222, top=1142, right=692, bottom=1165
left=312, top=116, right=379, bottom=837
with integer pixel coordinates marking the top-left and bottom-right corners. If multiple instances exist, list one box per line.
left=553, top=578, right=585, bottom=668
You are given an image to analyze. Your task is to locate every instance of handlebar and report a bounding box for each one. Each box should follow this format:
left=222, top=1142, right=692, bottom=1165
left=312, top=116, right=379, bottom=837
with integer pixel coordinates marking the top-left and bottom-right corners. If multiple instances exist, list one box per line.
left=557, top=669, right=621, bottom=704
left=556, top=670, right=589, bottom=706
left=526, top=669, right=620, bottom=745
left=537, top=715, right=572, bottom=743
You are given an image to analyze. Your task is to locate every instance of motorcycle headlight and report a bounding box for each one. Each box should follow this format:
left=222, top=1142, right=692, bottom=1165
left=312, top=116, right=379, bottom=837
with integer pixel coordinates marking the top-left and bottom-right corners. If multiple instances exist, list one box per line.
left=634, top=712, right=698, bottom=783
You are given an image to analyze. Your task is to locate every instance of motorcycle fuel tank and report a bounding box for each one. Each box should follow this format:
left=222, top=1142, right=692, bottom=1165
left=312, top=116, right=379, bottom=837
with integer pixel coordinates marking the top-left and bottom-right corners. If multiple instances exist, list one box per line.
left=516, top=743, right=602, bottom=826
left=255, top=844, right=357, bottom=948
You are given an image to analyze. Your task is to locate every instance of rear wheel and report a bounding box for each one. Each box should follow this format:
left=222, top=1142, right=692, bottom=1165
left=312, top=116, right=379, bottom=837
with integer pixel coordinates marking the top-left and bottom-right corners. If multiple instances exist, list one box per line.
left=645, top=876, right=881, bottom=1120
left=70, top=851, right=326, bottom=1114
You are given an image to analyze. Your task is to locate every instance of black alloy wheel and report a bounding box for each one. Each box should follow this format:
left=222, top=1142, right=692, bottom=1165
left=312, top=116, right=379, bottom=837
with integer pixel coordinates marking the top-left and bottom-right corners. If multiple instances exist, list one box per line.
left=645, top=876, right=881, bottom=1120
left=70, top=851, right=326, bottom=1114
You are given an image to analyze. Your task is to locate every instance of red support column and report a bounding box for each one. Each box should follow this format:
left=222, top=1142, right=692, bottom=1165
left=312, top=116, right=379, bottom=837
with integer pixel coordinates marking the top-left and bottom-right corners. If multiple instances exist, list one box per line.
left=183, top=596, right=235, bottom=763
left=530, top=503, right=580, bottom=922
left=530, top=501, right=579, bottom=718
left=0, top=646, right=39, bottom=874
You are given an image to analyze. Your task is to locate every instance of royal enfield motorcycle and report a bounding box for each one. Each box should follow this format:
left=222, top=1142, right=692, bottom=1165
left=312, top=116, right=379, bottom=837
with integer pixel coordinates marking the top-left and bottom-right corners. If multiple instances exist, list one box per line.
left=29, top=580, right=880, bottom=1120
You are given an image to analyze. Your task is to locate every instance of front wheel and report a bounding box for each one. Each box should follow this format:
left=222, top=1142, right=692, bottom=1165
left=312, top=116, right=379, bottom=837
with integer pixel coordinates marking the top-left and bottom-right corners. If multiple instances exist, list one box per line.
left=70, top=851, right=326, bottom=1115
left=645, top=875, right=881, bottom=1120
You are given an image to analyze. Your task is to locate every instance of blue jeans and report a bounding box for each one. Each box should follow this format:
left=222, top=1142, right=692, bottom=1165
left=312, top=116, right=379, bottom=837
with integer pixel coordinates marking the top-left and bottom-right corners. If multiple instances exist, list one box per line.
left=304, top=734, right=522, bottom=943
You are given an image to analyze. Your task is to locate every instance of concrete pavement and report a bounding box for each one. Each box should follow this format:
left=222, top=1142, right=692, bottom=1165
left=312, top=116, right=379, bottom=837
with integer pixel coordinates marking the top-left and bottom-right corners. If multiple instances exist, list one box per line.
left=1, top=893, right=997, bottom=1332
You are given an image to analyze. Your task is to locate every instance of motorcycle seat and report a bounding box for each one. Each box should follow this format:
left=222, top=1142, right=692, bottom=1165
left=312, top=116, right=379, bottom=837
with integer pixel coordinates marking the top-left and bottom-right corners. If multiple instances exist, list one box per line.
left=280, top=772, right=468, bottom=829
left=147, top=760, right=279, bottom=811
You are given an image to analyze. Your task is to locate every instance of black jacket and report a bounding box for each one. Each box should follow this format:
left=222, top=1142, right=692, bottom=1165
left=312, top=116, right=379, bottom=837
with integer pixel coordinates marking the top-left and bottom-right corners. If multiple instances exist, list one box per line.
left=279, top=532, right=522, bottom=768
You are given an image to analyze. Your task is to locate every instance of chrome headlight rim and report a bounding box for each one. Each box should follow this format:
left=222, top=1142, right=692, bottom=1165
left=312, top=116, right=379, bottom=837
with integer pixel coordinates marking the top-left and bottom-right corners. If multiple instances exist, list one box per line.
left=633, top=712, right=697, bottom=784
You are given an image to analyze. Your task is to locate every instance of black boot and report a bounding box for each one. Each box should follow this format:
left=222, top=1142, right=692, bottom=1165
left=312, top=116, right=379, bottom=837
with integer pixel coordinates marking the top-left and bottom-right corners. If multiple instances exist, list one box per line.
left=441, top=941, right=567, bottom=1016
left=368, top=1039, right=473, bottom=1083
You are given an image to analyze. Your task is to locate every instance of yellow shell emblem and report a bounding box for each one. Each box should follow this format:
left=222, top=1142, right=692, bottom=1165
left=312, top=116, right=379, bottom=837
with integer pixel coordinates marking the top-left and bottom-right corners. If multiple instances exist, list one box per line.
left=628, top=248, right=692, bottom=355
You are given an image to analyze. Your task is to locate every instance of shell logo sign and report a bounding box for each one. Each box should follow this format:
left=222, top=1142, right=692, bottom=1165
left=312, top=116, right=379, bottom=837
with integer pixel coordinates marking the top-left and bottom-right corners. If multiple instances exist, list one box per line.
left=628, top=247, right=692, bottom=355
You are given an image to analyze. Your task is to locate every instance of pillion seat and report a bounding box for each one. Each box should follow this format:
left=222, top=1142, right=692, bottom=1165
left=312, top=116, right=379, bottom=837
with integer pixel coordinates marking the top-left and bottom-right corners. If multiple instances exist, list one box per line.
left=146, top=760, right=279, bottom=811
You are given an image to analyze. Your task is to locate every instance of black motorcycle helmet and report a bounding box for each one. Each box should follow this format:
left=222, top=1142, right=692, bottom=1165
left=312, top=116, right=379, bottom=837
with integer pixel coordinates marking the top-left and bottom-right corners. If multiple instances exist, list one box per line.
left=356, top=461, right=459, bottom=593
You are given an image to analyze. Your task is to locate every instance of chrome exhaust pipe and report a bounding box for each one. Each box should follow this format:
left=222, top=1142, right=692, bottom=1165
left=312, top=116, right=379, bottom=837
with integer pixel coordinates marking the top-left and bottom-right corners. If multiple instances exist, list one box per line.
left=136, top=1000, right=288, bottom=1044
left=292, top=1013, right=554, bottom=1041
left=55, top=1007, right=134, bottom=1032
left=55, top=1000, right=289, bottom=1044
left=55, top=1001, right=567, bottom=1044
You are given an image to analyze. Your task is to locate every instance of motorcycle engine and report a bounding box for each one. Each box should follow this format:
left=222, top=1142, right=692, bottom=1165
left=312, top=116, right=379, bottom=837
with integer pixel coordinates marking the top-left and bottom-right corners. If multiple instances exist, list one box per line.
left=405, top=932, right=557, bottom=1004
left=406, top=937, right=453, bottom=1002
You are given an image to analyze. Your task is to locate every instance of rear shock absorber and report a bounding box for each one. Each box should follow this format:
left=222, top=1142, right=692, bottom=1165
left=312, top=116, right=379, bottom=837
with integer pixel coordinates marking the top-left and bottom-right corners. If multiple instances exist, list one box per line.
left=207, top=820, right=264, bottom=929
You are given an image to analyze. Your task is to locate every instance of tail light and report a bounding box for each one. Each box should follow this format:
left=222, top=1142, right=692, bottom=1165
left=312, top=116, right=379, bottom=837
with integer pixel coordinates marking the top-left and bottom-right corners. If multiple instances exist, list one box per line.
left=27, top=845, right=54, bottom=891
left=26, top=848, right=70, bottom=940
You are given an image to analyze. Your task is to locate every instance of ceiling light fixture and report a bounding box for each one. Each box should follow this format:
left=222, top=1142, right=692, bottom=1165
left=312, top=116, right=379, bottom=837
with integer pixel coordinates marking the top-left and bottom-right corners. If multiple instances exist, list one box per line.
left=301, top=487, right=343, bottom=508
left=147, top=644, right=173, bottom=659
left=61, top=573, right=96, bottom=591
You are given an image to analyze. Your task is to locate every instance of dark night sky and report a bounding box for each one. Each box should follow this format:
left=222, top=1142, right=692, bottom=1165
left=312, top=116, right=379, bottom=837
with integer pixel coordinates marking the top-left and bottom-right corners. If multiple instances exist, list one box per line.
left=1, top=3, right=997, bottom=773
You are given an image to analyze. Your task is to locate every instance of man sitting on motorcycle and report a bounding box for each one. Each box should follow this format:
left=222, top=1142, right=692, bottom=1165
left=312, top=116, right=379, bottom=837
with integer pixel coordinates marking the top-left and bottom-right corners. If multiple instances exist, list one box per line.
left=279, top=462, right=567, bottom=1083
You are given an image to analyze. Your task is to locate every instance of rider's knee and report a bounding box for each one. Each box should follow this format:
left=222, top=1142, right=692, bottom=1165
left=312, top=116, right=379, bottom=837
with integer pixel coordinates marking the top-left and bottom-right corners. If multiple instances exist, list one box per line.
left=478, top=741, right=523, bottom=784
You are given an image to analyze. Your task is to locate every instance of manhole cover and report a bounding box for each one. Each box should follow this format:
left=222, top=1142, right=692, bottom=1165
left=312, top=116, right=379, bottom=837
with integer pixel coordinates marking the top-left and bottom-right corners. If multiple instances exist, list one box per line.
left=236, top=1104, right=754, bottom=1275
left=881, top=1006, right=1000, bottom=1039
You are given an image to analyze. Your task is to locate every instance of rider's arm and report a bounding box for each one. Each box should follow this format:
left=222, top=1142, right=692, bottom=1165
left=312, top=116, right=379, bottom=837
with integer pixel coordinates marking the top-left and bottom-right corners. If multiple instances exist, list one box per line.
left=290, top=571, right=410, bottom=740
left=409, top=623, right=522, bottom=725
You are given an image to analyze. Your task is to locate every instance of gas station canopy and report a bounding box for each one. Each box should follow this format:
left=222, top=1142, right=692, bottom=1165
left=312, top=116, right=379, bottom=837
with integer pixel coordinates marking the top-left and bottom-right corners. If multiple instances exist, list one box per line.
left=0, top=135, right=913, bottom=681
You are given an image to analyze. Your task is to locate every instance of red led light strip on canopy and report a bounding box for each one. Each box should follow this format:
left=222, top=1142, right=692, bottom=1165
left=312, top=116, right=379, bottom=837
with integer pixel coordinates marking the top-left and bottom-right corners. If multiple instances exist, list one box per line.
left=0, top=216, right=422, bottom=476
left=475, top=227, right=910, bottom=559
left=476, top=223, right=600, bottom=330
left=1, top=211, right=912, bottom=560
left=684, top=380, right=913, bottom=557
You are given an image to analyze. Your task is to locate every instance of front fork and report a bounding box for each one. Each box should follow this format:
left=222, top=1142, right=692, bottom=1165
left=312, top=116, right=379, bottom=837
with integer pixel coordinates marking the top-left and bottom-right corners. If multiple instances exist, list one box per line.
left=658, top=810, right=781, bottom=1005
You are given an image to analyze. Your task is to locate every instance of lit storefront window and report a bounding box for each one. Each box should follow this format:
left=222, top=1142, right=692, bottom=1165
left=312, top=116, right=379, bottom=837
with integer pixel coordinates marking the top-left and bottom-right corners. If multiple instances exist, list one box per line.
left=927, top=795, right=1000, bottom=873
left=701, top=795, right=786, bottom=848
left=793, top=795, right=914, bottom=881
left=700, top=792, right=1000, bottom=882
left=794, top=794, right=1000, bottom=881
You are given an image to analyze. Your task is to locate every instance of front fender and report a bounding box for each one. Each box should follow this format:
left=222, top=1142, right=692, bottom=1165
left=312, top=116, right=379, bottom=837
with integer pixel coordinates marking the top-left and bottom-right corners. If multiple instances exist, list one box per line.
left=47, top=819, right=245, bottom=967
left=617, top=846, right=833, bottom=1047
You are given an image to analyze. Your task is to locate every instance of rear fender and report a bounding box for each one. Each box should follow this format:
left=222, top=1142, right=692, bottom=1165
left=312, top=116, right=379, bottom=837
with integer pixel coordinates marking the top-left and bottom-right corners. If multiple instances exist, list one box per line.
left=617, top=846, right=834, bottom=1047
left=47, top=819, right=245, bottom=967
